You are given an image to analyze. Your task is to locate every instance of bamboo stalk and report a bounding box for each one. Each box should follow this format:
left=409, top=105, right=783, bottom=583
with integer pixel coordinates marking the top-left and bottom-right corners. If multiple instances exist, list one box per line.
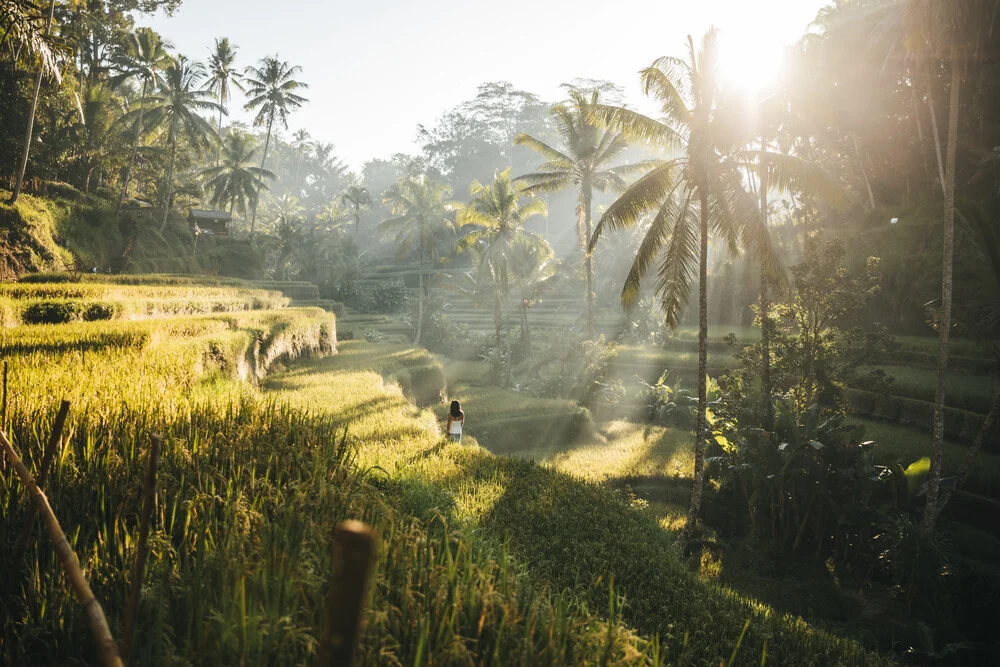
left=122, top=434, right=162, bottom=660
left=0, top=427, right=124, bottom=667
left=14, top=400, right=71, bottom=562
left=318, top=520, right=377, bottom=667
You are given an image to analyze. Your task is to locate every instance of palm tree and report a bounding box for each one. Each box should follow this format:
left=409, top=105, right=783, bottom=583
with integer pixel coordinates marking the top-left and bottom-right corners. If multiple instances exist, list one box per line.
left=290, top=129, right=311, bottom=194
left=243, top=56, right=308, bottom=238
left=138, top=56, right=223, bottom=231
left=875, top=0, right=982, bottom=533
left=0, top=0, right=61, bottom=77
left=509, top=235, right=559, bottom=354
left=9, top=0, right=59, bottom=204
left=342, top=183, right=372, bottom=237
left=380, top=175, right=455, bottom=346
left=515, top=89, right=650, bottom=336
left=204, top=37, right=243, bottom=167
left=588, top=30, right=792, bottom=538
left=455, top=168, right=548, bottom=346
left=201, top=129, right=275, bottom=218
left=110, top=27, right=173, bottom=211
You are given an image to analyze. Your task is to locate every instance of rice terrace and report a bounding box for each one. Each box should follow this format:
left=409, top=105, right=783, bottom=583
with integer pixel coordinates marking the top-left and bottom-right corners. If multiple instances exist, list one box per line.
left=1, top=0, right=999, bottom=664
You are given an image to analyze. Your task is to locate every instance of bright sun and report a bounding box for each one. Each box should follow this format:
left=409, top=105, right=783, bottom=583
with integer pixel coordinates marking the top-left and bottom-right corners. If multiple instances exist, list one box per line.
left=716, top=26, right=789, bottom=95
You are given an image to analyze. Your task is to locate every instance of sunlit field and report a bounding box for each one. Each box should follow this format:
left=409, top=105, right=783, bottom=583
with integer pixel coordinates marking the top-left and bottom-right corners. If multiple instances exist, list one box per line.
left=3, top=0, right=999, bottom=664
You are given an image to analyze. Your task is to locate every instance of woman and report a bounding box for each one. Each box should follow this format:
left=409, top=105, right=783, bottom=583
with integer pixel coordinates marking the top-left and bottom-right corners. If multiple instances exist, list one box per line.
left=446, top=400, right=465, bottom=443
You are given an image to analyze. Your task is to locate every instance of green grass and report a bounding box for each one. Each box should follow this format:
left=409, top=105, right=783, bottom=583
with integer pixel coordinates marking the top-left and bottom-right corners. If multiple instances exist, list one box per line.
left=850, top=418, right=1000, bottom=499
left=266, top=343, right=888, bottom=665
left=861, top=364, right=996, bottom=414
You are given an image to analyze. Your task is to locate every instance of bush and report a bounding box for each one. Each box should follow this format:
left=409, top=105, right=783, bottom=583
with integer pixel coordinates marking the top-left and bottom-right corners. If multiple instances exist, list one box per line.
left=334, top=280, right=409, bottom=314
left=22, top=300, right=82, bottom=324
left=82, top=301, right=122, bottom=321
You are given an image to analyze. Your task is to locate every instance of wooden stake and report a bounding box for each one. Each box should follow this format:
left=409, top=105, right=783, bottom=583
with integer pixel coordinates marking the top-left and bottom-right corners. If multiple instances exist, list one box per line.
left=2, top=359, right=8, bottom=430
left=14, top=400, right=71, bottom=562
left=122, top=434, right=162, bottom=660
left=318, top=520, right=377, bottom=667
left=0, top=428, right=123, bottom=667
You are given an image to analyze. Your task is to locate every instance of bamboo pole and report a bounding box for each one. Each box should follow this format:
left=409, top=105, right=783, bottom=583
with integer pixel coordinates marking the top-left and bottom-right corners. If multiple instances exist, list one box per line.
left=0, top=428, right=124, bottom=667
left=318, top=520, right=377, bottom=667
left=122, top=434, right=162, bottom=660
left=14, top=400, right=71, bottom=562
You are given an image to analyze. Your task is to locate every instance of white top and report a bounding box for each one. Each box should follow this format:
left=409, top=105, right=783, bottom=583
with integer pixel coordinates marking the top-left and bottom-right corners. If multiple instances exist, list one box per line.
left=448, top=416, right=463, bottom=434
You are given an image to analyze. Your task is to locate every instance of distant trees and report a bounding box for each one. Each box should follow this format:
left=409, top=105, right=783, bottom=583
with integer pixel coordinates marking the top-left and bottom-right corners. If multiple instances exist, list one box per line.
left=342, top=183, right=371, bottom=237
left=139, top=57, right=222, bottom=230
left=515, top=89, right=647, bottom=336
left=204, top=37, right=243, bottom=167
left=201, top=129, right=274, bottom=217
left=243, top=56, right=308, bottom=238
left=380, top=175, right=455, bottom=345
left=455, top=168, right=548, bottom=345
left=110, top=27, right=173, bottom=208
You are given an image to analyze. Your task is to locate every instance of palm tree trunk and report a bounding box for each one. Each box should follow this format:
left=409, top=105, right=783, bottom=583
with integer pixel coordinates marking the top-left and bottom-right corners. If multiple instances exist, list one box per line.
left=250, top=112, right=275, bottom=239
left=159, top=132, right=178, bottom=232
left=414, top=249, right=424, bottom=346
left=521, top=303, right=531, bottom=356
left=851, top=131, right=876, bottom=210
left=583, top=180, right=596, bottom=338
left=215, top=102, right=225, bottom=168
left=10, top=0, right=57, bottom=205
left=923, top=45, right=961, bottom=534
left=683, top=189, right=711, bottom=540
left=759, top=149, right=773, bottom=430
left=118, top=79, right=149, bottom=213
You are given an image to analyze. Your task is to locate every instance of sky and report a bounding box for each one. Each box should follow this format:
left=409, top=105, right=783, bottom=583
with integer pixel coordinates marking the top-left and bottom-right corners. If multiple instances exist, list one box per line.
left=149, top=0, right=829, bottom=172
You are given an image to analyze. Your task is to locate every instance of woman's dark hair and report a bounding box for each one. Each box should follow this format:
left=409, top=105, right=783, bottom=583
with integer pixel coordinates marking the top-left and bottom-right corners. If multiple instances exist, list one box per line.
left=450, top=400, right=462, bottom=418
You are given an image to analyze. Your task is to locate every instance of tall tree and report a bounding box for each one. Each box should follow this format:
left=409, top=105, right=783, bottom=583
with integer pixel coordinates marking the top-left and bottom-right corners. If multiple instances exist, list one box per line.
left=138, top=56, right=222, bottom=230
left=589, top=30, right=799, bottom=537
left=243, top=55, right=308, bottom=238
left=9, top=0, right=59, bottom=204
left=110, top=27, right=173, bottom=210
left=380, top=175, right=455, bottom=346
left=204, top=37, right=243, bottom=167
left=290, top=128, right=311, bottom=195
left=201, top=129, right=274, bottom=217
left=515, top=89, right=649, bottom=336
left=342, top=183, right=371, bottom=237
left=455, top=168, right=548, bottom=345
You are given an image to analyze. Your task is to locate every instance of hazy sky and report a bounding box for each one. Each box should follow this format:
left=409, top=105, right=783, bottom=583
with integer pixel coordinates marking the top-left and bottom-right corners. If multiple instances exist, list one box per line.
left=149, top=0, right=829, bottom=171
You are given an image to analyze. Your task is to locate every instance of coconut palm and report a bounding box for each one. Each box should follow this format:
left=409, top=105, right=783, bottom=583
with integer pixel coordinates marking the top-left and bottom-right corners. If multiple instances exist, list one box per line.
left=109, top=27, right=173, bottom=210
left=9, top=0, right=59, bottom=204
left=204, top=37, right=243, bottom=167
left=380, top=175, right=455, bottom=345
left=455, top=168, right=548, bottom=345
left=515, top=89, right=651, bottom=336
left=509, top=235, right=560, bottom=354
left=201, top=129, right=274, bottom=218
left=342, top=183, right=372, bottom=237
left=243, top=56, right=308, bottom=238
left=869, top=0, right=988, bottom=533
left=587, top=29, right=830, bottom=537
left=138, top=56, right=223, bottom=231
left=290, top=128, right=311, bottom=195
left=0, top=0, right=61, bottom=77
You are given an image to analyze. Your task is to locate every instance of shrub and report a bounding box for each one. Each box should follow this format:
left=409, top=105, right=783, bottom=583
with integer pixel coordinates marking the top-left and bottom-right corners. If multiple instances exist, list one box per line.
left=335, top=280, right=409, bottom=314
left=22, top=300, right=83, bottom=324
left=82, top=301, right=122, bottom=321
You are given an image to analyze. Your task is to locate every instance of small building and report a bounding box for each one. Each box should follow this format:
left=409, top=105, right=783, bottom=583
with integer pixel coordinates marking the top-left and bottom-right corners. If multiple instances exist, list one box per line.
left=188, top=209, right=232, bottom=237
